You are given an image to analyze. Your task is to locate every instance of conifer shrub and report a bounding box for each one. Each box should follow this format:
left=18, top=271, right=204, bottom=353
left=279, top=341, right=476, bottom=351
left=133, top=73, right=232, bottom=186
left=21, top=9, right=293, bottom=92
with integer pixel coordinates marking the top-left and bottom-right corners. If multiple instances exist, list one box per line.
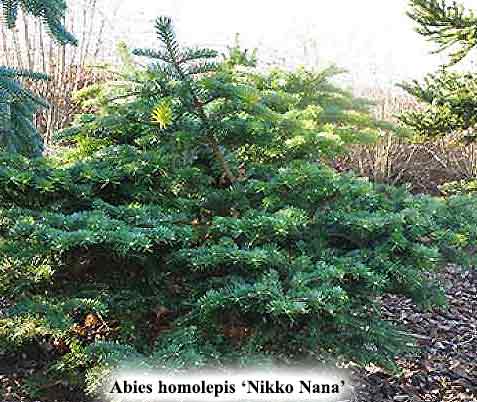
left=0, top=16, right=475, bottom=398
left=398, top=1, right=477, bottom=192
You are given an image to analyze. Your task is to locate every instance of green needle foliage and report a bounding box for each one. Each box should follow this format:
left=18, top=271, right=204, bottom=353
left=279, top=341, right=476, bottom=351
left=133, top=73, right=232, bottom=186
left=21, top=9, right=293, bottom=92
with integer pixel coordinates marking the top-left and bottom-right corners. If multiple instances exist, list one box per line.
left=0, top=0, right=76, bottom=156
left=0, top=67, right=49, bottom=156
left=408, top=0, right=477, bottom=65
left=401, top=2, right=477, bottom=142
left=0, top=16, right=475, bottom=398
left=0, top=0, right=76, bottom=45
left=399, top=70, right=477, bottom=139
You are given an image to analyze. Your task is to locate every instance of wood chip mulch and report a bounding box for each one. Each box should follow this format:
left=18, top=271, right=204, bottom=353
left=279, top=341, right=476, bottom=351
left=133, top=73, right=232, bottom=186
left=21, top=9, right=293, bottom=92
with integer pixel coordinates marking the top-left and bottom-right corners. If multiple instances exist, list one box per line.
left=351, top=265, right=477, bottom=402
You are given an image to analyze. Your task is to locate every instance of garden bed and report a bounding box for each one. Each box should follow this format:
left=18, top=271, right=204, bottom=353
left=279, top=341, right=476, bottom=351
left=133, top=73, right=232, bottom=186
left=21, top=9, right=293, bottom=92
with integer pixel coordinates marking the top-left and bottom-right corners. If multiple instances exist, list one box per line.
left=352, top=265, right=477, bottom=402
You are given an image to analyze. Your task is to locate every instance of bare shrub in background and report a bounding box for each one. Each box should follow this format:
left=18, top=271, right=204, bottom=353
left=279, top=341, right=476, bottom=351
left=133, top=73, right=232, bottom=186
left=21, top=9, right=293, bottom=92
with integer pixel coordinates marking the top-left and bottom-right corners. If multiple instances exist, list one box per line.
left=0, top=0, right=123, bottom=146
left=336, top=87, right=477, bottom=194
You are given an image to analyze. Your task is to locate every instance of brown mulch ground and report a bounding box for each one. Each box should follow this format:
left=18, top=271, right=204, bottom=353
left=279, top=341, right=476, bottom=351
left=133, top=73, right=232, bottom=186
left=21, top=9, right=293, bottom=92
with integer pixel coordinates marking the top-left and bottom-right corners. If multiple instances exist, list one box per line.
left=1, top=265, right=476, bottom=402
left=351, top=265, right=477, bottom=402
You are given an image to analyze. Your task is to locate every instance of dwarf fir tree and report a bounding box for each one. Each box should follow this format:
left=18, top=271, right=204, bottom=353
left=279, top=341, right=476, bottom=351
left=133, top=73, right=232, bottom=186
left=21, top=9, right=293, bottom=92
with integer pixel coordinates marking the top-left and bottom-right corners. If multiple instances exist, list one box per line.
left=1, top=16, right=475, bottom=399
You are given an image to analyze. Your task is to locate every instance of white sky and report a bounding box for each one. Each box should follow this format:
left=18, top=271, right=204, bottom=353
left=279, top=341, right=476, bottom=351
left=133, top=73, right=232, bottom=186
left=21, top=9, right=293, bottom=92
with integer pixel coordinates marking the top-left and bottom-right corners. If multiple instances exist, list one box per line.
left=105, top=0, right=477, bottom=89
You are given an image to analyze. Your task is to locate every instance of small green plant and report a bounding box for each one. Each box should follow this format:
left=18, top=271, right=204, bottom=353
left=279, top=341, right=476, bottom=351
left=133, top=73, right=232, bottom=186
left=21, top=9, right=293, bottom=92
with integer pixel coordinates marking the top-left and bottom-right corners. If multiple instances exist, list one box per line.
left=399, top=71, right=477, bottom=140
